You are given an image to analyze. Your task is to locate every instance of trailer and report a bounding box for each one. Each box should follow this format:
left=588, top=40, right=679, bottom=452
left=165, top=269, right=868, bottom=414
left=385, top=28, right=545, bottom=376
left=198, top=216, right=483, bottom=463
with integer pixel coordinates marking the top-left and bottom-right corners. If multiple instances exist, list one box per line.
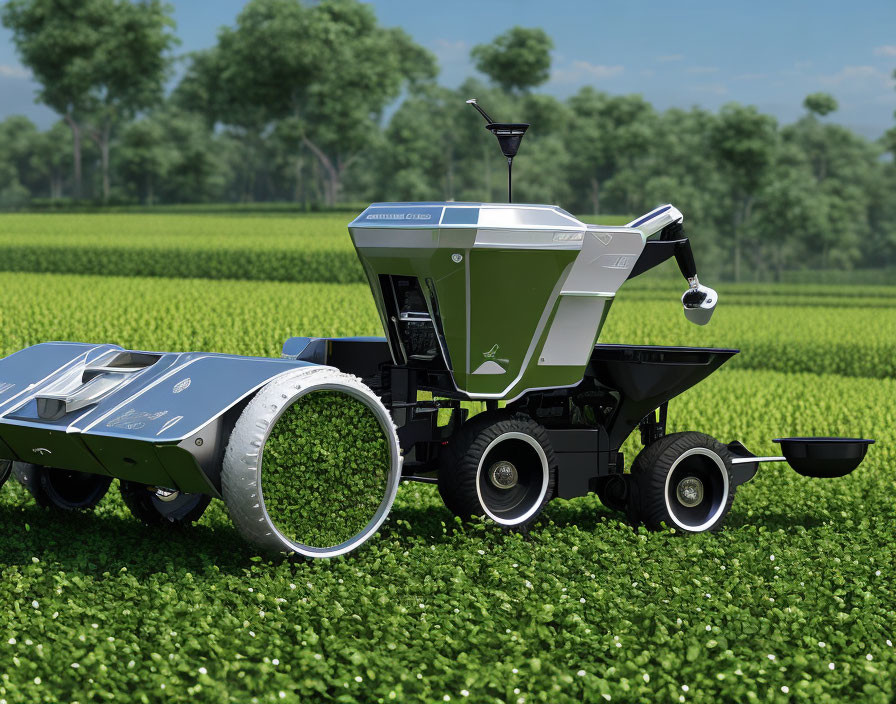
left=0, top=102, right=873, bottom=557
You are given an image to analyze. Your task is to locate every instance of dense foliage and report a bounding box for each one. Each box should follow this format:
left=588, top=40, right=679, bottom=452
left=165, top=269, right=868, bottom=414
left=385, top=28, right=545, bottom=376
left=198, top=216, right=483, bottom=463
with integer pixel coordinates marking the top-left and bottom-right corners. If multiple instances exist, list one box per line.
left=0, top=269, right=893, bottom=379
left=262, top=391, right=389, bottom=549
left=1, top=0, right=895, bottom=277
left=0, top=213, right=366, bottom=283
left=0, top=367, right=892, bottom=703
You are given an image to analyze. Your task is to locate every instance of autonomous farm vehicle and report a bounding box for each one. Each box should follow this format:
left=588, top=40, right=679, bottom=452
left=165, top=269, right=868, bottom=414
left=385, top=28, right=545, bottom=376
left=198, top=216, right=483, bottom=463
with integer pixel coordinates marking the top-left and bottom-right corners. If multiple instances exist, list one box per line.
left=0, top=102, right=873, bottom=557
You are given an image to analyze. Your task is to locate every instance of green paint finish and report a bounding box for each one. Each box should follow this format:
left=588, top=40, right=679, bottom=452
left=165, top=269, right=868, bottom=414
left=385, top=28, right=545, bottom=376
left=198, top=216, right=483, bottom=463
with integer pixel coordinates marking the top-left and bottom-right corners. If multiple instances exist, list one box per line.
left=260, top=390, right=390, bottom=549
left=466, top=249, right=577, bottom=395
left=500, top=294, right=614, bottom=400
left=353, top=225, right=599, bottom=399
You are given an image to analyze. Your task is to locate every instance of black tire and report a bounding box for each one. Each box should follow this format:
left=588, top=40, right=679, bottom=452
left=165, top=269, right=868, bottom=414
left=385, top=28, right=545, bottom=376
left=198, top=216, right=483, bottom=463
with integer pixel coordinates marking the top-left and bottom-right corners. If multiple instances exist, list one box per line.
left=119, top=480, right=211, bottom=526
left=594, top=474, right=630, bottom=513
left=631, top=432, right=735, bottom=533
left=12, top=463, right=112, bottom=510
left=438, top=412, right=557, bottom=531
left=0, top=460, right=11, bottom=491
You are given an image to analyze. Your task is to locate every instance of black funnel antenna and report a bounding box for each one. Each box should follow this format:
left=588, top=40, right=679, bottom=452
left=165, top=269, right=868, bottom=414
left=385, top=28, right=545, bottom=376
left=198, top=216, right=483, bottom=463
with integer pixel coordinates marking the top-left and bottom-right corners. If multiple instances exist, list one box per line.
left=466, top=98, right=529, bottom=203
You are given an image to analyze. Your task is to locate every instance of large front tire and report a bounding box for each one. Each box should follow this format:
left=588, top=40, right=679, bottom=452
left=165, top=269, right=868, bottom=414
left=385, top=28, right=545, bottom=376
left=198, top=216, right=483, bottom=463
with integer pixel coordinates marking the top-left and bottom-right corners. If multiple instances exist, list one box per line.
left=631, top=432, right=735, bottom=533
left=12, top=463, right=112, bottom=510
left=222, top=367, right=402, bottom=558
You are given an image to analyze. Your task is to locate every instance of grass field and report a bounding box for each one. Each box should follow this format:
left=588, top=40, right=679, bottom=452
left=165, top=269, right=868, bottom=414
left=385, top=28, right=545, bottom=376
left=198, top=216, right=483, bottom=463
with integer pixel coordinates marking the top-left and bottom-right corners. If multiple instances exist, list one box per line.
left=0, top=213, right=894, bottom=703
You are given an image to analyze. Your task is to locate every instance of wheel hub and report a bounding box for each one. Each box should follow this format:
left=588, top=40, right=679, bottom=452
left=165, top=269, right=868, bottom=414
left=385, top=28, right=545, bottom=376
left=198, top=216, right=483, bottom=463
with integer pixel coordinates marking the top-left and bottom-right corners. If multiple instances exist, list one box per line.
left=676, top=476, right=704, bottom=507
left=488, top=460, right=518, bottom=489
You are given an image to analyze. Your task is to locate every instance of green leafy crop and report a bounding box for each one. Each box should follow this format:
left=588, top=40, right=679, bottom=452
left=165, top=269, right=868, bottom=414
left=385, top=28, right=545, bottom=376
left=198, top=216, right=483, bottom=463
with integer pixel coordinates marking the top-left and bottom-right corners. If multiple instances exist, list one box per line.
left=261, top=391, right=389, bottom=549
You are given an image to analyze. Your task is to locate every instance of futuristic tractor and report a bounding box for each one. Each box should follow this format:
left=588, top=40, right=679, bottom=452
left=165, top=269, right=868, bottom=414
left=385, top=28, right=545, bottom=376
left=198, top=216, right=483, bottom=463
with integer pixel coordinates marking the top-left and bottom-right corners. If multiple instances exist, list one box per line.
left=0, top=101, right=873, bottom=557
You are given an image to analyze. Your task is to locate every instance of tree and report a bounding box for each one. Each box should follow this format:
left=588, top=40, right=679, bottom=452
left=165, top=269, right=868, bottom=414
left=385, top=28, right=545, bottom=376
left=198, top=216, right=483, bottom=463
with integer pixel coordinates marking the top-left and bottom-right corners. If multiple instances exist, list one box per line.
left=709, top=104, right=779, bottom=281
left=178, top=0, right=436, bottom=206
left=2, top=0, right=177, bottom=201
left=471, top=27, right=553, bottom=93
left=565, top=88, right=656, bottom=215
left=803, top=92, right=838, bottom=117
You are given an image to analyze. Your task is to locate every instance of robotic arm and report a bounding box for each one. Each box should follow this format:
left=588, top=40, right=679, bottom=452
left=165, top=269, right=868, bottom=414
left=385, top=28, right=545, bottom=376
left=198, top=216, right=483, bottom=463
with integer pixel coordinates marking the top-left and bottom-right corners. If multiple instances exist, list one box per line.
left=626, top=205, right=718, bottom=325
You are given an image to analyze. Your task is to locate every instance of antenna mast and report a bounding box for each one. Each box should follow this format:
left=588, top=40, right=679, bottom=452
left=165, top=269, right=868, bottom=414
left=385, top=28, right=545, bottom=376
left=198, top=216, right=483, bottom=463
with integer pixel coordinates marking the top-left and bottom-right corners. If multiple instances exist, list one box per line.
left=466, top=99, right=529, bottom=203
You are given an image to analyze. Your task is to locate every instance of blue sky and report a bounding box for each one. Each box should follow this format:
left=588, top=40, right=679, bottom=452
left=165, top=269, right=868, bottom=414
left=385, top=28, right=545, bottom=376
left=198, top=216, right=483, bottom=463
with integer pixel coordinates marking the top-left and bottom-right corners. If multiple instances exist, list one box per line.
left=1, top=0, right=894, bottom=138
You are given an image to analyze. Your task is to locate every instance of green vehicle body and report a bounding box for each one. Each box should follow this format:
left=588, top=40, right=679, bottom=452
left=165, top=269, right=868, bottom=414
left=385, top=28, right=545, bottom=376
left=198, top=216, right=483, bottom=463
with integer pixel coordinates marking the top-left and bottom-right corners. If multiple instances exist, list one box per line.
left=349, top=202, right=647, bottom=400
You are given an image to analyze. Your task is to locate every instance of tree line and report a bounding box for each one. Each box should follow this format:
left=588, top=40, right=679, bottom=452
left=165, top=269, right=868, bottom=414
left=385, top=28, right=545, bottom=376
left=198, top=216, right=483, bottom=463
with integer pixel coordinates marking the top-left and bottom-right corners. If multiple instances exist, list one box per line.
left=2, top=0, right=895, bottom=279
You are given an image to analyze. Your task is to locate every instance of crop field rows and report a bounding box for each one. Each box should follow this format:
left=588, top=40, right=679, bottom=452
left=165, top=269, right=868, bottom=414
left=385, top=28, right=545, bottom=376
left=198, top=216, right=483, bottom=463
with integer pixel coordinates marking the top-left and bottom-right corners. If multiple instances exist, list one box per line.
left=0, top=214, right=894, bottom=703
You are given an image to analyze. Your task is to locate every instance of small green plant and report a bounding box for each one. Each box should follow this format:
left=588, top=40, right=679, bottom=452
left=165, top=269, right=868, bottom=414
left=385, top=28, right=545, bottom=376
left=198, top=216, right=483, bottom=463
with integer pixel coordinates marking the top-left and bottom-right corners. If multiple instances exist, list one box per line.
left=260, top=390, right=389, bottom=549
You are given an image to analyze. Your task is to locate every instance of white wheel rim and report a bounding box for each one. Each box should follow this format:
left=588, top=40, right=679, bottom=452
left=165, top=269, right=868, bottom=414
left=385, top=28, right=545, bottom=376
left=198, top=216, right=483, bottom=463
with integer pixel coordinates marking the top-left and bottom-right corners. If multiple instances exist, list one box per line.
left=475, top=431, right=549, bottom=526
left=256, top=379, right=401, bottom=558
left=663, top=447, right=729, bottom=532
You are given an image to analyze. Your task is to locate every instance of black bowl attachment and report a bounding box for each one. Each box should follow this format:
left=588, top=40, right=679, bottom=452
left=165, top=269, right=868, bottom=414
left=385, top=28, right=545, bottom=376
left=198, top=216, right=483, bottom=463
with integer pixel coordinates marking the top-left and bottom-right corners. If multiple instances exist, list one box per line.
left=774, top=437, right=874, bottom=478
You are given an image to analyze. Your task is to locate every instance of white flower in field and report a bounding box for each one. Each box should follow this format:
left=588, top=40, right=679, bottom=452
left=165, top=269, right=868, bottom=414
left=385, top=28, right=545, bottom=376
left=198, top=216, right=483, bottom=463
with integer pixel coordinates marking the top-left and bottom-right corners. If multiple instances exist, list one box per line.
left=33, top=678, right=41, bottom=685
left=770, top=555, right=774, bottom=561
left=443, top=696, right=450, bottom=702
left=615, top=643, right=622, bottom=648
left=31, top=601, right=38, bottom=609
left=525, top=581, right=533, bottom=589
left=278, top=692, right=286, bottom=699
left=512, top=668, right=518, bottom=673
left=734, top=669, right=743, bottom=676
left=706, top=625, right=712, bottom=631
left=513, top=689, right=520, bottom=694
left=602, top=695, right=611, bottom=702
left=682, top=685, right=689, bottom=692
left=580, top=598, right=586, bottom=603
left=679, top=697, right=685, bottom=703
left=866, top=654, right=873, bottom=661
left=71, top=663, right=79, bottom=669
left=7, top=638, right=15, bottom=645
left=642, top=674, right=650, bottom=683
left=460, top=690, right=469, bottom=697
left=477, top=550, right=485, bottom=555
left=887, top=640, right=893, bottom=647
left=199, top=667, right=207, bottom=675
left=290, top=584, right=296, bottom=590
left=828, top=663, right=835, bottom=670
left=818, top=641, right=826, bottom=648
left=577, top=670, right=586, bottom=677
left=875, top=570, right=881, bottom=576
left=355, top=676, right=363, bottom=682
left=248, top=588, right=253, bottom=592
left=781, top=686, right=789, bottom=693
left=272, top=659, right=279, bottom=666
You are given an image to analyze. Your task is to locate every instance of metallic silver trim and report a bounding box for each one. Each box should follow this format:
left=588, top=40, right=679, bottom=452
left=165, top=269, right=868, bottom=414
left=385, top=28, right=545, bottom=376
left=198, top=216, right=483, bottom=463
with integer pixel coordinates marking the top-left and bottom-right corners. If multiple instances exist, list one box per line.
left=730, top=456, right=786, bottom=464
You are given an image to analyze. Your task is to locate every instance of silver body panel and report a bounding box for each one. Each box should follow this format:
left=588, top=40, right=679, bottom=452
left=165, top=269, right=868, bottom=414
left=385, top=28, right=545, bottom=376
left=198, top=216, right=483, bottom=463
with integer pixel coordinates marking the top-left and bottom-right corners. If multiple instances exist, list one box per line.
left=0, top=342, right=318, bottom=490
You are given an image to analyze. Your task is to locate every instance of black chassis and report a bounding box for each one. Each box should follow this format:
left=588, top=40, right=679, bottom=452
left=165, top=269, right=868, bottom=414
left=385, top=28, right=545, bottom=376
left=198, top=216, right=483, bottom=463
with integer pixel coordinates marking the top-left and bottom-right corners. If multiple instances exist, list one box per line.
left=282, top=335, right=751, bottom=502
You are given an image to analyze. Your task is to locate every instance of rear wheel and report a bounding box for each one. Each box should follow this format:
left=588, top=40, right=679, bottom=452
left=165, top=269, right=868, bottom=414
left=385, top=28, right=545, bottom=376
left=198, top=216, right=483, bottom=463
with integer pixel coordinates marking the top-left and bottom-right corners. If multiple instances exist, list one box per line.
left=13, top=463, right=112, bottom=510
left=438, top=413, right=557, bottom=531
left=119, top=480, right=211, bottom=526
left=631, top=432, right=734, bottom=532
